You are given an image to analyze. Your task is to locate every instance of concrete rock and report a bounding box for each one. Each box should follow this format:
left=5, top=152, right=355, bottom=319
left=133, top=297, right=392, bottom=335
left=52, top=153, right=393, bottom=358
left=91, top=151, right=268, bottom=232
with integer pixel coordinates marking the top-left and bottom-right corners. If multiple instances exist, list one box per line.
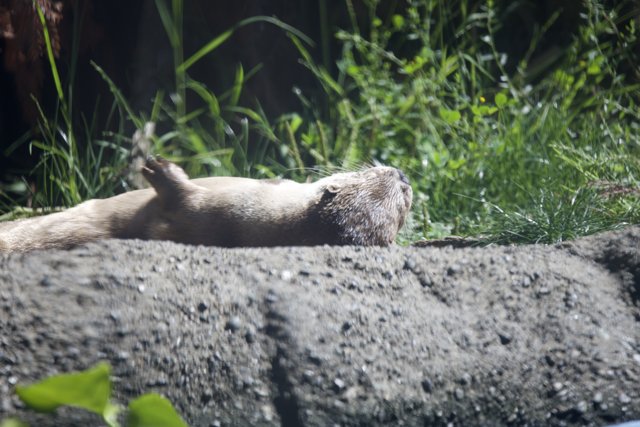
left=0, top=227, right=639, bottom=426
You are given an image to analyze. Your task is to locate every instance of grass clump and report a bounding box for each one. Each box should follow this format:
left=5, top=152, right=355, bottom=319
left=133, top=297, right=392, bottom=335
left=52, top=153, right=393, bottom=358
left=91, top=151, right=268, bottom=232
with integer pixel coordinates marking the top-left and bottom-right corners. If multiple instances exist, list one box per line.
left=481, top=186, right=639, bottom=244
left=2, top=3, right=132, bottom=211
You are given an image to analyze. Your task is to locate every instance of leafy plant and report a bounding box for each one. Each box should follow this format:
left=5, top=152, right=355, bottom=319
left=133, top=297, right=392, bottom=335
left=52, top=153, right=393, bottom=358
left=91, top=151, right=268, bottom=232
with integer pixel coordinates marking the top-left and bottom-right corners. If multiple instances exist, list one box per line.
left=0, top=419, right=28, bottom=427
left=283, top=0, right=640, bottom=242
left=9, top=362, right=188, bottom=427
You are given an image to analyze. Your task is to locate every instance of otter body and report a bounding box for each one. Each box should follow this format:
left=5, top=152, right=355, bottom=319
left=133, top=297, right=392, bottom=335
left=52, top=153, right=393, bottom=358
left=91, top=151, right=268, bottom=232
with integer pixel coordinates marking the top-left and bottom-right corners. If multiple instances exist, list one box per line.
left=0, top=158, right=412, bottom=252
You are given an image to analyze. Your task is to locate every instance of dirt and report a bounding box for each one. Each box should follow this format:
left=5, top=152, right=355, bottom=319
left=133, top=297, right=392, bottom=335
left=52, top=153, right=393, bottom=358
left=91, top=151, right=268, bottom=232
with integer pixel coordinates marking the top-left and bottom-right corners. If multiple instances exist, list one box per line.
left=0, top=227, right=639, bottom=426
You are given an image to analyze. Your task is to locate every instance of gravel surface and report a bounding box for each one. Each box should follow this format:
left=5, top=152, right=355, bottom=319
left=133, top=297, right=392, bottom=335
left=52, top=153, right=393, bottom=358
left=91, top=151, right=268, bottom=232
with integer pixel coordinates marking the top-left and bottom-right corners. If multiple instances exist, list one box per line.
left=0, top=227, right=639, bottom=426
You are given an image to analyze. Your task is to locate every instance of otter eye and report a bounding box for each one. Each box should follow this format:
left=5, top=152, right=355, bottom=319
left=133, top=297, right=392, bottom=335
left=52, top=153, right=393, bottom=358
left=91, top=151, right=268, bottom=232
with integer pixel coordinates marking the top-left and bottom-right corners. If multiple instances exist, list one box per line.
left=397, top=169, right=410, bottom=185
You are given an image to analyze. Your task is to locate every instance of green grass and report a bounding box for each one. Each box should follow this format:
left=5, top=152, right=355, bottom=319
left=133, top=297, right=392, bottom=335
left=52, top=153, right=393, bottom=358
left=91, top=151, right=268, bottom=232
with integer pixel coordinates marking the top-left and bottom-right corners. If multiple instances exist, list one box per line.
left=2, top=0, right=638, bottom=244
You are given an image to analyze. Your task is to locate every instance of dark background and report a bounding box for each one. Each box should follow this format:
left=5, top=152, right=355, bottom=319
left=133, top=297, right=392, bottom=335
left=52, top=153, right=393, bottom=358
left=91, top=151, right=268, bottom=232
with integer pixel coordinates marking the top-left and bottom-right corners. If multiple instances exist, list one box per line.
left=0, top=0, right=621, bottom=181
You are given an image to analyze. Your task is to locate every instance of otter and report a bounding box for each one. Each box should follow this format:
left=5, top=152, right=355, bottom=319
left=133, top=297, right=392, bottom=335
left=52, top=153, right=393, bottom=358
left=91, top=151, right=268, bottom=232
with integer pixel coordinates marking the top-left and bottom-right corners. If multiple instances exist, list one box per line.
left=0, top=157, right=412, bottom=252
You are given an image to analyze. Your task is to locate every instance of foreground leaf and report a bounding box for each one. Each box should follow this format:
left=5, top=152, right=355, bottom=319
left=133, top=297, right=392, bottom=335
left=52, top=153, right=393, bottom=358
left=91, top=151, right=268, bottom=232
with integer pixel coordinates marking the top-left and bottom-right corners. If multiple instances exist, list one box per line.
left=127, top=394, right=189, bottom=427
left=16, top=362, right=111, bottom=415
left=0, top=418, right=29, bottom=427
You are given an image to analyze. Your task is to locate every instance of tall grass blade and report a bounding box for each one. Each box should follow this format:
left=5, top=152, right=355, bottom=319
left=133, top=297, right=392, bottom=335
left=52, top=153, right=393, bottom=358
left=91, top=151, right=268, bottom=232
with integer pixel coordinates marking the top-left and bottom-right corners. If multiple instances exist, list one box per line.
left=91, top=62, right=144, bottom=129
left=34, top=4, right=64, bottom=103
left=178, top=15, right=314, bottom=74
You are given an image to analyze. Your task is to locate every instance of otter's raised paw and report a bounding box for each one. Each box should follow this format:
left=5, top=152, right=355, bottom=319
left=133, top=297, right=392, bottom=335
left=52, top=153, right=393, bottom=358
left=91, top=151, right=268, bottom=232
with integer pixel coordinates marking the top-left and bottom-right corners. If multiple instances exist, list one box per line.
left=142, top=156, right=191, bottom=202
left=142, top=156, right=190, bottom=186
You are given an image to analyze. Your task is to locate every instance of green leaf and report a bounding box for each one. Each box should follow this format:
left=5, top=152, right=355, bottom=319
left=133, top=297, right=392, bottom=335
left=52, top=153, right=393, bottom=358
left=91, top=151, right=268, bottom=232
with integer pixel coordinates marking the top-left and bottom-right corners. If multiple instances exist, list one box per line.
left=186, top=79, right=220, bottom=116
left=230, top=64, right=244, bottom=108
left=613, top=163, right=625, bottom=173
left=586, top=55, right=605, bottom=76
left=471, top=105, right=498, bottom=116
left=587, top=62, right=601, bottom=75
left=438, top=108, right=461, bottom=124
left=346, top=65, right=361, bottom=77
left=403, top=55, right=426, bottom=75
left=447, top=157, right=467, bottom=170
left=179, top=29, right=233, bottom=73
left=495, top=92, right=508, bottom=108
left=186, top=129, right=208, bottom=154
left=92, top=62, right=144, bottom=129
left=0, top=418, right=29, bottom=427
left=289, top=114, right=303, bottom=134
left=178, top=15, right=313, bottom=73
left=392, top=15, right=405, bottom=30
left=154, top=0, right=179, bottom=47
left=127, top=394, right=189, bottom=427
left=16, top=362, right=111, bottom=415
left=397, top=94, right=415, bottom=116
left=103, top=402, right=122, bottom=427
left=288, top=34, right=343, bottom=96
left=35, top=3, right=63, bottom=103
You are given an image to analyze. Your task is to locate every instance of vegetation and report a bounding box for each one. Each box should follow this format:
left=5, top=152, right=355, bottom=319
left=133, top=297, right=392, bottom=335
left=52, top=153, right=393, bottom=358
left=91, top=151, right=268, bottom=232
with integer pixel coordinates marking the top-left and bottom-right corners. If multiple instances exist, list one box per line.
left=2, top=0, right=639, bottom=244
left=3, top=362, right=188, bottom=427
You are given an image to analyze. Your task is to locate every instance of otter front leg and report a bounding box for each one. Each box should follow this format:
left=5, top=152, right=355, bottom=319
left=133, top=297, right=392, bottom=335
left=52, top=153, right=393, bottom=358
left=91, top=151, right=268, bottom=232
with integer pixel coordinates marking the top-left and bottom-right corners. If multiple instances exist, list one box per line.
left=141, top=156, right=195, bottom=207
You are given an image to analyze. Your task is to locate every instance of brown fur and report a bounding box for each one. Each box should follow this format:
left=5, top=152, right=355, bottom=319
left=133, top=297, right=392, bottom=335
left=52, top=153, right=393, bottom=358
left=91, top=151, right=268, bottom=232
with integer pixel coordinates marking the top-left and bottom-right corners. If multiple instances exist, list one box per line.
left=0, top=157, right=412, bottom=252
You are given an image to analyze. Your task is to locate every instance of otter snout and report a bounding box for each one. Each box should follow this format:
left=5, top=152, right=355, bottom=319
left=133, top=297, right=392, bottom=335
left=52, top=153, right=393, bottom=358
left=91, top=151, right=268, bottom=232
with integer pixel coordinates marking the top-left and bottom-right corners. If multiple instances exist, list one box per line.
left=395, top=168, right=413, bottom=211
left=395, top=168, right=412, bottom=195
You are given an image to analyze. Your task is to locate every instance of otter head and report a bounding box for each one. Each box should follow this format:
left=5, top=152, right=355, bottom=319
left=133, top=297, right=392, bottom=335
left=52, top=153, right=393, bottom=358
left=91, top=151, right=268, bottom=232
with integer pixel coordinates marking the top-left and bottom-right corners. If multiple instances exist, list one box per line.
left=314, top=166, right=413, bottom=246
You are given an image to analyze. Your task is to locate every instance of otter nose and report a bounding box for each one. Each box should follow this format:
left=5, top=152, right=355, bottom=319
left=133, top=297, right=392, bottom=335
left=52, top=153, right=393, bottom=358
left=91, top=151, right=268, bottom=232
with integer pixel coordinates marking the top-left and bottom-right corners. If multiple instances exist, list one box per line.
left=397, top=169, right=410, bottom=186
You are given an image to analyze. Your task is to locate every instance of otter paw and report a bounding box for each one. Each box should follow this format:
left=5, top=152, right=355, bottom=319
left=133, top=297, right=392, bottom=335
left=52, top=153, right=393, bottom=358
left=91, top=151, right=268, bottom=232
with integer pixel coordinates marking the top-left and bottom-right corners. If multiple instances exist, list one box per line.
left=142, top=156, right=190, bottom=187
left=142, top=156, right=192, bottom=203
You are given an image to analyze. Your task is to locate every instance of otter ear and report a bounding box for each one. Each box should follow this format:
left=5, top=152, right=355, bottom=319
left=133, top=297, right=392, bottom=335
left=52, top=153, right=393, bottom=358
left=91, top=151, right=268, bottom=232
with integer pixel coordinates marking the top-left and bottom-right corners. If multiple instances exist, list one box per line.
left=325, top=183, right=341, bottom=194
